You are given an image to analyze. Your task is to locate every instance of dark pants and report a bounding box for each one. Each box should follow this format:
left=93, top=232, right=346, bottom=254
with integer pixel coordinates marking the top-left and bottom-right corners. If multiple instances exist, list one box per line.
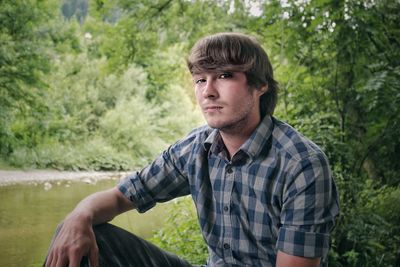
left=44, top=223, right=195, bottom=267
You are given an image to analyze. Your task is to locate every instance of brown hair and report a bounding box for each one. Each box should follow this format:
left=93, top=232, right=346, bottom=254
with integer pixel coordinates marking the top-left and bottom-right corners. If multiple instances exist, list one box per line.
left=187, top=32, right=279, bottom=116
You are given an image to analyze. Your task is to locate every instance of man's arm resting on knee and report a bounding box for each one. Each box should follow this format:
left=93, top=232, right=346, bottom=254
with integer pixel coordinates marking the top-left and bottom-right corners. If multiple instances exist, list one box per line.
left=45, top=187, right=135, bottom=267
left=70, top=187, right=136, bottom=225
left=276, top=250, right=321, bottom=267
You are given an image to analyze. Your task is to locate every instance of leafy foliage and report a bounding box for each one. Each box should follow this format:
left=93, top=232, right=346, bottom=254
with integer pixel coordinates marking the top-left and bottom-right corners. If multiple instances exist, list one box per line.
left=331, top=170, right=400, bottom=267
left=0, top=0, right=50, bottom=156
left=150, top=197, right=208, bottom=265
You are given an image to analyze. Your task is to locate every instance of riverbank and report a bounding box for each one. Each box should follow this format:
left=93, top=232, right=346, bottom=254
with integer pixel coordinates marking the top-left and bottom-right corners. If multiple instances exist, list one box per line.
left=0, top=169, right=128, bottom=186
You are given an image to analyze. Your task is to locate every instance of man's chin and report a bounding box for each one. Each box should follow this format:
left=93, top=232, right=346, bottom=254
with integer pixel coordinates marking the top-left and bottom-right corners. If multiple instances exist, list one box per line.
left=206, top=121, right=222, bottom=129
left=206, top=121, right=230, bottom=130
left=204, top=117, right=222, bottom=127
left=206, top=123, right=219, bottom=129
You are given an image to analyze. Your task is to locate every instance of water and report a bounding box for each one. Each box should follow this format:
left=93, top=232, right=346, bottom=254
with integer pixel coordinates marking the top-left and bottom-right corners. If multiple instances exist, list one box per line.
left=0, top=178, right=171, bottom=267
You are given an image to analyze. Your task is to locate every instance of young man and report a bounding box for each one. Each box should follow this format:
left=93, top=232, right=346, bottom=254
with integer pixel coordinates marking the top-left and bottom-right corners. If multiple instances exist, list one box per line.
left=44, top=33, right=339, bottom=267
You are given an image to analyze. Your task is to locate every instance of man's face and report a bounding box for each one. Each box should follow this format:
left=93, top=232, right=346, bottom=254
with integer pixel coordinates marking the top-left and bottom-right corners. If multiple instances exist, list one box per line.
left=193, top=71, right=263, bottom=133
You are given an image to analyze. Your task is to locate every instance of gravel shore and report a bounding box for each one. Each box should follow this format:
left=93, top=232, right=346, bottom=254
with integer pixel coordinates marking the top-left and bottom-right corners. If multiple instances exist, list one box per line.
left=0, top=170, right=128, bottom=186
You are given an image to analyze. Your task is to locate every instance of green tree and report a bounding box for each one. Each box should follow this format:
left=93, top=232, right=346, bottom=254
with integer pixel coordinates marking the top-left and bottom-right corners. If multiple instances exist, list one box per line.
left=0, top=0, right=51, bottom=156
left=254, top=0, right=400, bottom=184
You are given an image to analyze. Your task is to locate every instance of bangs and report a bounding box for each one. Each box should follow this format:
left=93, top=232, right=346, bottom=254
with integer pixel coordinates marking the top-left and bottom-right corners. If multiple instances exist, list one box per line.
left=187, top=33, right=255, bottom=74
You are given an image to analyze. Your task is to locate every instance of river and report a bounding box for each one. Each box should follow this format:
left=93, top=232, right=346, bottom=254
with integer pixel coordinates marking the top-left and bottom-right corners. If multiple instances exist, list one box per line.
left=0, top=176, right=171, bottom=267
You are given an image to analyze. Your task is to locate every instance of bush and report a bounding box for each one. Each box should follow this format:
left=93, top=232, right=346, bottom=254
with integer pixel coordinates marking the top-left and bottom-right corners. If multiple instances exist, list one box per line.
left=150, top=197, right=208, bottom=265
left=330, top=178, right=400, bottom=267
left=9, top=136, right=134, bottom=171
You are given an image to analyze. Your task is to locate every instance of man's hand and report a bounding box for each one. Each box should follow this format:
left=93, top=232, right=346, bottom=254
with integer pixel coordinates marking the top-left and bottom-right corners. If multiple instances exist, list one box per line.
left=44, top=187, right=135, bottom=267
left=45, top=213, right=99, bottom=267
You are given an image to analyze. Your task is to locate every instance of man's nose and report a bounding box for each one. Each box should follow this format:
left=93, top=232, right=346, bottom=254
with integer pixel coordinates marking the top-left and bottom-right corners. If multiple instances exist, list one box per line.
left=202, top=80, right=218, bottom=98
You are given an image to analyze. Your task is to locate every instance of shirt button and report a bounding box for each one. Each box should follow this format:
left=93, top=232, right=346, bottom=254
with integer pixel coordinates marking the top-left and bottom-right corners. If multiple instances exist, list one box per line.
left=226, top=167, right=233, bottom=174
left=223, top=205, right=229, bottom=212
left=223, top=243, right=230, bottom=249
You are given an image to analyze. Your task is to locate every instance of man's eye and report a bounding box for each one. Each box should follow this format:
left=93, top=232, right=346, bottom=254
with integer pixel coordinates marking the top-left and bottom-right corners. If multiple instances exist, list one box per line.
left=219, top=72, right=233, bottom=79
left=195, top=78, right=206, bottom=84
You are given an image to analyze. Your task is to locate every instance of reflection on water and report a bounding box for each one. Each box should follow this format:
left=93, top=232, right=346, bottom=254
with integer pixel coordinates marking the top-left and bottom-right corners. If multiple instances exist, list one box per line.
left=0, top=178, right=171, bottom=267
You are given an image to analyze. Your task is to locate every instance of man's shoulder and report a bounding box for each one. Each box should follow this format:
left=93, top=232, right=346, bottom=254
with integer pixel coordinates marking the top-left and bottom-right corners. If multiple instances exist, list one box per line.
left=161, top=125, right=213, bottom=167
left=271, top=117, right=326, bottom=162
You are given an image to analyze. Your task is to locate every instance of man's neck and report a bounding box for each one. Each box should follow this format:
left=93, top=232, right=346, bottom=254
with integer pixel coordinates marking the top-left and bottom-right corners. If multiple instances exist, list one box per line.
left=219, top=118, right=261, bottom=160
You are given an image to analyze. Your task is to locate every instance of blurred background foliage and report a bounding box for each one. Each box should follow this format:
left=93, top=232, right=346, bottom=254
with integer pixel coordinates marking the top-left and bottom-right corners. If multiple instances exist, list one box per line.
left=1, top=0, right=399, bottom=266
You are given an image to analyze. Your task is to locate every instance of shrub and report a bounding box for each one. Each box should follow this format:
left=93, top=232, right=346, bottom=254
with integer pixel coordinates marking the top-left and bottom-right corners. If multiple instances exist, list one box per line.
left=9, top=136, right=134, bottom=171
left=330, top=178, right=400, bottom=267
left=150, top=196, right=208, bottom=265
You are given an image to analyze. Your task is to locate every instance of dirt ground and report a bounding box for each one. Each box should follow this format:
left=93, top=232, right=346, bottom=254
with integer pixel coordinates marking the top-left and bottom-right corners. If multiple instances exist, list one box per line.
left=0, top=170, right=127, bottom=186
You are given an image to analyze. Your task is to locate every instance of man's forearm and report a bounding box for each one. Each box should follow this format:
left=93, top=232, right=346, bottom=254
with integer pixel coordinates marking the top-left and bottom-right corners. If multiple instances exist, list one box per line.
left=276, top=251, right=321, bottom=267
left=67, top=187, right=136, bottom=225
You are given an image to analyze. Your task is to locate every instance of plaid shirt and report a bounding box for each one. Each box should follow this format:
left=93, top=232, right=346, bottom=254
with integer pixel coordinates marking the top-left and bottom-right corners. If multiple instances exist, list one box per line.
left=118, top=115, right=339, bottom=267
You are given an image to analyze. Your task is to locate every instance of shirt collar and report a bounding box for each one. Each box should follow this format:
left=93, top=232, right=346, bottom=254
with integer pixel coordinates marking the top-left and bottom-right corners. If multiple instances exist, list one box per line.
left=203, top=128, right=224, bottom=155
left=203, top=115, right=274, bottom=160
left=239, top=115, right=274, bottom=159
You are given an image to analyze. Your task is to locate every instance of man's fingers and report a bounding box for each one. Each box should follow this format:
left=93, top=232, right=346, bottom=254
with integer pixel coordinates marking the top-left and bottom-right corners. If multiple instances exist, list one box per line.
left=44, top=253, right=54, bottom=267
left=44, top=222, right=97, bottom=267
left=68, top=250, right=84, bottom=267
left=54, top=252, right=68, bottom=267
left=46, top=249, right=67, bottom=267
left=88, top=243, right=99, bottom=267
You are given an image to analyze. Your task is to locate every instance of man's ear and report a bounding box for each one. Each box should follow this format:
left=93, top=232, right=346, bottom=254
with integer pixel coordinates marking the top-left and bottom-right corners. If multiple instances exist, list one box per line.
left=258, top=85, right=268, bottom=96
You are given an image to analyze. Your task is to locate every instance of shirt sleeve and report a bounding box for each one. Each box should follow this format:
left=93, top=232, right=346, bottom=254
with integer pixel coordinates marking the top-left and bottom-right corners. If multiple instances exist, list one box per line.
left=276, top=152, right=340, bottom=259
left=117, top=143, right=191, bottom=213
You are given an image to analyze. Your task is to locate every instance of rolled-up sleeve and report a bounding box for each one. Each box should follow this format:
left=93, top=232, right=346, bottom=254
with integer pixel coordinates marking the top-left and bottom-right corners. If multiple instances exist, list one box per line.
left=118, top=144, right=191, bottom=213
left=277, top=152, right=339, bottom=258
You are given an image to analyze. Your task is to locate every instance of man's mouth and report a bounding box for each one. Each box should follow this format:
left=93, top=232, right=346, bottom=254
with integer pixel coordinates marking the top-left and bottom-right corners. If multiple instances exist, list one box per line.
left=204, top=106, right=223, bottom=112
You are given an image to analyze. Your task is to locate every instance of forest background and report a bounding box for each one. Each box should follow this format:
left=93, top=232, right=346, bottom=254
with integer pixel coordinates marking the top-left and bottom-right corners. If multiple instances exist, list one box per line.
left=1, top=0, right=399, bottom=266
